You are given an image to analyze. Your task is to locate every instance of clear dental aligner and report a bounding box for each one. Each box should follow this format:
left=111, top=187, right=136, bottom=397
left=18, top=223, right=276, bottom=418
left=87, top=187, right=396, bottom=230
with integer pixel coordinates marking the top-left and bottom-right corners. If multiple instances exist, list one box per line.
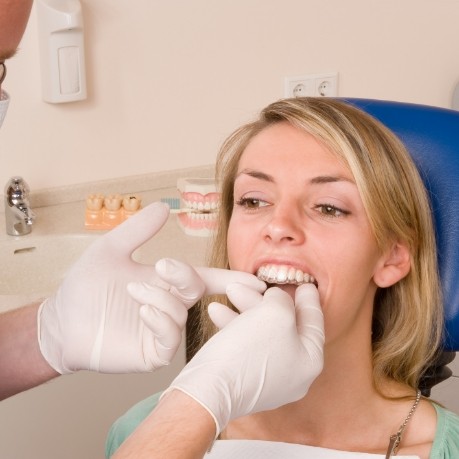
left=257, top=264, right=316, bottom=286
left=176, top=177, right=220, bottom=237
left=85, top=193, right=142, bottom=230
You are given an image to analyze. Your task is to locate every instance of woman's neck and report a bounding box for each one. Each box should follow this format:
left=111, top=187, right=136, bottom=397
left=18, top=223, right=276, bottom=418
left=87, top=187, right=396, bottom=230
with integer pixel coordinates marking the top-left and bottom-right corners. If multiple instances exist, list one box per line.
left=222, top=336, right=416, bottom=453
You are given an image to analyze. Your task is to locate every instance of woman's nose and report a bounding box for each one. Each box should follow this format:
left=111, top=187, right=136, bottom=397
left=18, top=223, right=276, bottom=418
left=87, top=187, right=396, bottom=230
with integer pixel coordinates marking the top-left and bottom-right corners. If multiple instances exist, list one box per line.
left=263, top=205, right=305, bottom=245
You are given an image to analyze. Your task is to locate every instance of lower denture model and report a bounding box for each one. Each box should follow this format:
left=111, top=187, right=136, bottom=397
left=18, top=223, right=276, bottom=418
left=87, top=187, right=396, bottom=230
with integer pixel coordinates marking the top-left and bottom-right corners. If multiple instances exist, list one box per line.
left=85, top=193, right=142, bottom=230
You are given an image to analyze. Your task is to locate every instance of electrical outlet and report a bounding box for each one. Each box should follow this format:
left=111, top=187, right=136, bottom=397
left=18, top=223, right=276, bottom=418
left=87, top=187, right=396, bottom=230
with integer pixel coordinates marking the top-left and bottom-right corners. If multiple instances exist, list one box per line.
left=284, top=72, right=338, bottom=98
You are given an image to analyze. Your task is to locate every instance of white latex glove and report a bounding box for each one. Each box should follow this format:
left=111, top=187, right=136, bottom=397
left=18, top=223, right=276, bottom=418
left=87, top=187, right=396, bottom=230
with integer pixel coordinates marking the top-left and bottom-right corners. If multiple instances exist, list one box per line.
left=127, top=262, right=266, bottom=367
left=38, top=202, right=265, bottom=374
left=165, top=283, right=324, bottom=435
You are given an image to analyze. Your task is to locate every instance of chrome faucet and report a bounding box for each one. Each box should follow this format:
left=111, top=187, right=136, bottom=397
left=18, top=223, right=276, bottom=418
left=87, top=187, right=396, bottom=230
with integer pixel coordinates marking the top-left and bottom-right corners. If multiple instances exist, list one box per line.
left=4, top=176, right=35, bottom=236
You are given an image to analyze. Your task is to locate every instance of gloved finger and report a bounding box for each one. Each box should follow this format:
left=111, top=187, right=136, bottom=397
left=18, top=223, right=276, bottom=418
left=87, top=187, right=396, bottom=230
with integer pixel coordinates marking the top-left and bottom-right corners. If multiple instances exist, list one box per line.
left=127, top=282, right=188, bottom=328
left=263, top=285, right=295, bottom=305
left=140, top=305, right=183, bottom=366
left=294, top=284, right=325, bottom=357
left=208, top=302, right=239, bottom=329
left=195, top=267, right=267, bottom=296
left=101, top=202, right=170, bottom=257
left=155, top=258, right=206, bottom=308
left=225, top=282, right=264, bottom=312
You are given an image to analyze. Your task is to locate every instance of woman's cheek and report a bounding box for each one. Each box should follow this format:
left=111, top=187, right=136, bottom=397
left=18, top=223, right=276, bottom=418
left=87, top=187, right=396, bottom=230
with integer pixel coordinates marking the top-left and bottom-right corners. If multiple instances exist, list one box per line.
left=228, top=216, right=259, bottom=271
left=226, top=228, right=240, bottom=270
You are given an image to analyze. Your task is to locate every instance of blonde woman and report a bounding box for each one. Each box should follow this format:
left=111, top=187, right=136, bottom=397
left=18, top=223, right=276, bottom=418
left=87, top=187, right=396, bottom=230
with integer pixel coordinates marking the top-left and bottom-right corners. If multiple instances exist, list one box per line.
left=107, top=98, right=459, bottom=459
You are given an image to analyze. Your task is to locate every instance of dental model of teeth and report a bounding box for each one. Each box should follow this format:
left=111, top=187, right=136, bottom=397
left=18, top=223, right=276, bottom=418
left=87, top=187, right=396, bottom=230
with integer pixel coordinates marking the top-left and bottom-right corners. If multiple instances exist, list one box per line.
left=257, top=264, right=316, bottom=286
left=171, top=177, right=220, bottom=237
left=85, top=193, right=142, bottom=230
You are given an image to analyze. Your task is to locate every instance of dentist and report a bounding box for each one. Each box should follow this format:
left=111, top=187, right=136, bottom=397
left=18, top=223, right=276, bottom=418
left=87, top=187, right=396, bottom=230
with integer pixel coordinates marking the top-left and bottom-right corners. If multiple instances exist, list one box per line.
left=0, top=0, right=265, bottom=400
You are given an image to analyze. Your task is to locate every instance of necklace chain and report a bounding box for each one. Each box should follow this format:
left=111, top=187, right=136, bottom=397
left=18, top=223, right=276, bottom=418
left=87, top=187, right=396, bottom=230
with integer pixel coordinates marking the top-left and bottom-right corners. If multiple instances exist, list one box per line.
left=385, top=389, right=421, bottom=458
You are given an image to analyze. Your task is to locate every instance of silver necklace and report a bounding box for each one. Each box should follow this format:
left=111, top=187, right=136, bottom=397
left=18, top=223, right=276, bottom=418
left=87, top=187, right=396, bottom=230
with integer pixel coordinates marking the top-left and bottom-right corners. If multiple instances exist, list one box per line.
left=385, top=390, right=422, bottom=458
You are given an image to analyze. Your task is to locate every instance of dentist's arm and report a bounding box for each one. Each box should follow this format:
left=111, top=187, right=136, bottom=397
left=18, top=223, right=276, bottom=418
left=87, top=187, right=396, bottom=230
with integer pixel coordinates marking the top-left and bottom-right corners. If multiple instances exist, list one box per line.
left=0, top=0, right=52, bottom=400
left=0, top=303, right=57, bottom=400
left=112, top=284, right=324, bottom=459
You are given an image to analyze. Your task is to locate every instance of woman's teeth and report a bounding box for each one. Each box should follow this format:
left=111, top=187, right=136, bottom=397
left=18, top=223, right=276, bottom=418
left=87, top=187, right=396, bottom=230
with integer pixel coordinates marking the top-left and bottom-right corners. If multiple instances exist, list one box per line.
left=256, top=264, right=316, bottom=286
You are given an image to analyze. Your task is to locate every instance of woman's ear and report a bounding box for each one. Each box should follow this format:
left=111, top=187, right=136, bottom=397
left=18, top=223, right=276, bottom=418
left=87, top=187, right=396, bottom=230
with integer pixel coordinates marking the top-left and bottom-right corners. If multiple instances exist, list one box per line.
left=373, top=242, right=411, bottom=288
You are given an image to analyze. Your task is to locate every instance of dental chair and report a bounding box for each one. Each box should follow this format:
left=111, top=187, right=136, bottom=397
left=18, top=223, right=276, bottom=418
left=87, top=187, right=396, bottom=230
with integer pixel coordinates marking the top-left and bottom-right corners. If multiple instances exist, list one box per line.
left=347, top=98, right=459, bottom=395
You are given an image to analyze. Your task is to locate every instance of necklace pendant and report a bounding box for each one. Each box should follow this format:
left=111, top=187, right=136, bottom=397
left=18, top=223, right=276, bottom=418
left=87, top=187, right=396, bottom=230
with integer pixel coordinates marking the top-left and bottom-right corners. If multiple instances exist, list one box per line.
left=385, top=433, right=401, bottom=458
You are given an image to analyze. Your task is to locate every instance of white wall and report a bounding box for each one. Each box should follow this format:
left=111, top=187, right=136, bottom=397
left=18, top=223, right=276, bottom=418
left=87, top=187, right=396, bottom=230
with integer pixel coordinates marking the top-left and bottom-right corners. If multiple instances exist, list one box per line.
left=2, top=0, right=459, bottom=191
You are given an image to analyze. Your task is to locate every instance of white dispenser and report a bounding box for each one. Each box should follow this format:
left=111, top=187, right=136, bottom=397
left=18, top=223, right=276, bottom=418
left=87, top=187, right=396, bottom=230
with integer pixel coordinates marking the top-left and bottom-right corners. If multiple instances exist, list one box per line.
left=37, top=0, right=87, bottom=103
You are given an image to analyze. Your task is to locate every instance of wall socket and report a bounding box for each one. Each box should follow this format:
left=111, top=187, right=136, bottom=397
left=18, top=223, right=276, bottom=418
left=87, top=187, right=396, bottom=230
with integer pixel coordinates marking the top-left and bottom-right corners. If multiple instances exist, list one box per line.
left=284, top=72, right=338, bottom=98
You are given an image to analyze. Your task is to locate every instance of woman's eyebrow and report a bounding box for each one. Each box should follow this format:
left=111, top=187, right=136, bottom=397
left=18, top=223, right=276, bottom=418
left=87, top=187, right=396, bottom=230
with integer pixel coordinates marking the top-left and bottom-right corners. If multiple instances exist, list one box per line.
left=236, top=169, right=274, bottom=182
left=236, top=169, right=354, bottom=185
left=309, top=175, right=355, bottom=185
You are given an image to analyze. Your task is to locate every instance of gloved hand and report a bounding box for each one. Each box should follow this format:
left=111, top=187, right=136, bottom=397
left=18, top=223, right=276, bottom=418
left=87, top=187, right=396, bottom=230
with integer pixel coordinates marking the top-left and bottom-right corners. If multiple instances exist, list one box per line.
left=126, top=261, right=266, bottom=370
left=165, top=283, right=325, bottom=435
left=38, top=202, right=266, bottom=374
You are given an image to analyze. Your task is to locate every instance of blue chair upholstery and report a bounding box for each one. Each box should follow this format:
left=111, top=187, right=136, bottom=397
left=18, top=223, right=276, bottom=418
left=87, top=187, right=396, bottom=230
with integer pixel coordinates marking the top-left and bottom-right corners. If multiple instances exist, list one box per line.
left=345, top=98, right=459, bottom=352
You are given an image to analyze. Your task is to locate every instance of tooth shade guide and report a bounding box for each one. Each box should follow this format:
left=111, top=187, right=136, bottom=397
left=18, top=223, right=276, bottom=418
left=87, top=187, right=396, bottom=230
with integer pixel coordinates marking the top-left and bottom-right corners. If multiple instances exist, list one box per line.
left=84, top=193, right=142, bottom=230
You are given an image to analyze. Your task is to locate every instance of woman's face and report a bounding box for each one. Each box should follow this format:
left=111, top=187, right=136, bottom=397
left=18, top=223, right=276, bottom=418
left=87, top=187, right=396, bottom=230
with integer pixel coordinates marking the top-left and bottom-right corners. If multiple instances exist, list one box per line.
left=227, top=122, right=389, bottom=343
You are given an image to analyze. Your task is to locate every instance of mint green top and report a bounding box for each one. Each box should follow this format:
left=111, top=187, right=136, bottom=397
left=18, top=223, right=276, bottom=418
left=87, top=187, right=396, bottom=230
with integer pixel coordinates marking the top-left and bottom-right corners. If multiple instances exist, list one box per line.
left=105, top=392, right=459, bottom=458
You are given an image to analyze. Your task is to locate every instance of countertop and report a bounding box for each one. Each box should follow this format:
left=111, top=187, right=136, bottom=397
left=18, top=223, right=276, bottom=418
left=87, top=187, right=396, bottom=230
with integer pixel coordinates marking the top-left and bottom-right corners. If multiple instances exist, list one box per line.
left=0, top=166, right=215, bottom=309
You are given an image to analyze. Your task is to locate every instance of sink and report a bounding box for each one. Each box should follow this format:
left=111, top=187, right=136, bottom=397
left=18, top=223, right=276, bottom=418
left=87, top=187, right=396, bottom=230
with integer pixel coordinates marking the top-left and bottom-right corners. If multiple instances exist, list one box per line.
left=0, top=234, right=98, bottom=310
left=0, top=215, right=209, bottom=312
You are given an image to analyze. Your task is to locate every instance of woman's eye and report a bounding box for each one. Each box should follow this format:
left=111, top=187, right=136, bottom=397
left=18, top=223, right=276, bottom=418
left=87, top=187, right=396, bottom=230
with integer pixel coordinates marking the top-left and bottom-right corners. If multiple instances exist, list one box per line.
left=235, top=197, right=269, bottom=209
left=315, top=204, right=349, bottom=218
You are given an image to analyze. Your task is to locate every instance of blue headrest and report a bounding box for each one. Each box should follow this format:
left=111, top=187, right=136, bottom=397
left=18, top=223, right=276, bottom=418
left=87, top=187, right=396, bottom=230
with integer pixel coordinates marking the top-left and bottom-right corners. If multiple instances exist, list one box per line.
left=344, top=99, right=459, bottom=351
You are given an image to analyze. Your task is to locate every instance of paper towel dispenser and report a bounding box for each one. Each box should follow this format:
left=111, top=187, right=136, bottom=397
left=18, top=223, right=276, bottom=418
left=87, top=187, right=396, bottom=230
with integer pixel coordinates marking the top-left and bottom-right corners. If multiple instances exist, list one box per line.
left=37, top=0, right=87, bottom=103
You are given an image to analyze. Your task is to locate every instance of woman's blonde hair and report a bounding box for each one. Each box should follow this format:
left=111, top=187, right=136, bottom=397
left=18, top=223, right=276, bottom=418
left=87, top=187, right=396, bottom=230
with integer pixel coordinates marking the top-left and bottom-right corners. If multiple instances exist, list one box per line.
left=191, top=97, right=443, bottom=394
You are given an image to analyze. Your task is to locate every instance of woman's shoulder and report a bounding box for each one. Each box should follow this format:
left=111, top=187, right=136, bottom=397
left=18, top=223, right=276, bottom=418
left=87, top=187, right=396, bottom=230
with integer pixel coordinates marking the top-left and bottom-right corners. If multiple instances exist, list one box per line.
left=430, top=404, right=459, bottom=458
left=105, top=392, right=163, bottom=458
